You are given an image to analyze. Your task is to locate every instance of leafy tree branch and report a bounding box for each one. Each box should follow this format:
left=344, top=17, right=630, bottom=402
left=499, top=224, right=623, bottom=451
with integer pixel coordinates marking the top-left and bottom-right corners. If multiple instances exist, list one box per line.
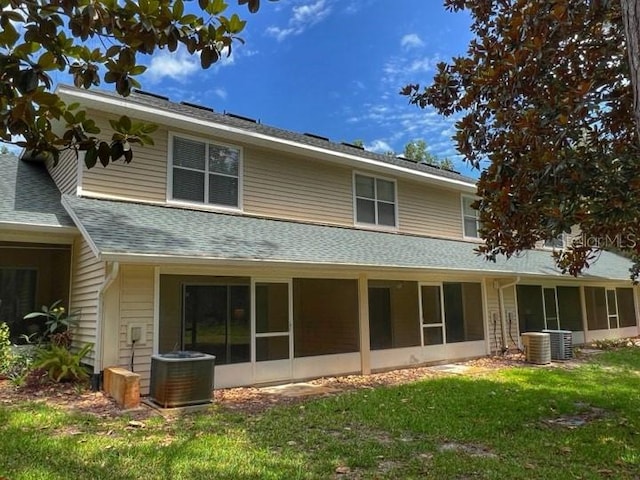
left=404, top=0, right=640, bottom=281
left=0, top=0, right=269, bottom=167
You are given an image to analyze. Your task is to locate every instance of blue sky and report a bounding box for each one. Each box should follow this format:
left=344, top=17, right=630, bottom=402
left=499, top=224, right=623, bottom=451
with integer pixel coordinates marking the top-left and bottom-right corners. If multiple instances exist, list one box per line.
left=136, top=0, right=475, bottom=174
left=43, top=1, right=473, bottom=175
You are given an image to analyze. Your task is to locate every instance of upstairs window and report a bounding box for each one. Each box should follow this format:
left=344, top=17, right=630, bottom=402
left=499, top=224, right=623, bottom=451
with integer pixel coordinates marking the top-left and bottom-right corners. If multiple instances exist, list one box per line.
left=461, top=195, right=479, bottom=238
left=354, top=173, right=397, bottom=227
left=170, top=135, right=241, bottom=209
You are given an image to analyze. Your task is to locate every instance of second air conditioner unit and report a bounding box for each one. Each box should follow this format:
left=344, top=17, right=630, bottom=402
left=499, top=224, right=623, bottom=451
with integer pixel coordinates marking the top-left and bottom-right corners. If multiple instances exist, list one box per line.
left=543, top=329, right=573, bottom=361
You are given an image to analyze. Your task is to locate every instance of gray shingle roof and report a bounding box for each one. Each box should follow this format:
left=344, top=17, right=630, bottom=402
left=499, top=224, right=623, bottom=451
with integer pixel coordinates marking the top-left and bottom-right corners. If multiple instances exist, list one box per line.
left=62, top=195, right=633, bottom=281
left=0, top=154, right=75, bottom=229
left=66, top=85, right=476, bottom=184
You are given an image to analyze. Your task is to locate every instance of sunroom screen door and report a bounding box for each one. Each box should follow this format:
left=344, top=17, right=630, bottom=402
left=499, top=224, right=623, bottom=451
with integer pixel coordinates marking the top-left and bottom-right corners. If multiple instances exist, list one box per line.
left=253, top=281, right=293, bottom=383
left=182, top=284, right=250, bottom=364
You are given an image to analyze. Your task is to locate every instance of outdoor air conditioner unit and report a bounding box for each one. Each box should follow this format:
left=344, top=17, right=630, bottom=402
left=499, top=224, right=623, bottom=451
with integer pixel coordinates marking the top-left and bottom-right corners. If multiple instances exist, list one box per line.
left=149, top=352, right=216, bottom=408
left=543, top=329, right=573, bottom=361
left=521, top=332, right=551, bottom=365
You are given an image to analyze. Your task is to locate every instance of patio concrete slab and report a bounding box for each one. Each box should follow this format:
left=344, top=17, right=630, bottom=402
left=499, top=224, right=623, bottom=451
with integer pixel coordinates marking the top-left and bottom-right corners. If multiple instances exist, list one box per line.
left=427, top=364, right=473, bottom=374
left=260, top=383, right=340, bottom=398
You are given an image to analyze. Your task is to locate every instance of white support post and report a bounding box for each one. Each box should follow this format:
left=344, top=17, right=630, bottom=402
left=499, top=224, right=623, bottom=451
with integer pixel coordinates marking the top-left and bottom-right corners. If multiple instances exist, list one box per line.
left=358, top=274, right=371, bottom=375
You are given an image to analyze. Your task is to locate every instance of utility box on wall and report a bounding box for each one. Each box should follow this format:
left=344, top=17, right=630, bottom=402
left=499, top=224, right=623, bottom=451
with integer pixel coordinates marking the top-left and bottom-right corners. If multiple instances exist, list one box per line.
left=149, top=352, right=216, bottom=408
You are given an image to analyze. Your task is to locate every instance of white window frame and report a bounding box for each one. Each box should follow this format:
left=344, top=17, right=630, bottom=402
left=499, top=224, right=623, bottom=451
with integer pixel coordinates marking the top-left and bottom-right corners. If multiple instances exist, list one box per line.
left=352, top=171, right=398, bottom=230
left=542, top=286, right=560, bottom=330
left=606, top=288, right=619, bottom=329
left=167, top=132, right=243, bottom=212
left=461, top=194, right=480, bottom=239
left=418, top=282, right=446, bottom=346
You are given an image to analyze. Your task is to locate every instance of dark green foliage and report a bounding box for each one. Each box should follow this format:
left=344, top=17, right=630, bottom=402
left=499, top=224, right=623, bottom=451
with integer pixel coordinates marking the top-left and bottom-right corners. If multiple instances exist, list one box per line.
left=404, top=1, right=640, bottom=280
left=0, top=0, right=269, bottom=168
left=33, top=343, right=92, bottom=383
left=0, top=322, right=12, bottom=375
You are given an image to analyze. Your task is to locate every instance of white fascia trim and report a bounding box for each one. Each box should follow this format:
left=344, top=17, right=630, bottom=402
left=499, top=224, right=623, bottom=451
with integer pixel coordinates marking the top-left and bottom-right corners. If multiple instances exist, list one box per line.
left=76, top=150, right=85, bottom=196
left=93, top=251, right=624, bottom=281
left=0, top=221, right=77, bottom=235
left=57, top=86, right=477, bottom=192
left=60, top=196, right=103, bottom=260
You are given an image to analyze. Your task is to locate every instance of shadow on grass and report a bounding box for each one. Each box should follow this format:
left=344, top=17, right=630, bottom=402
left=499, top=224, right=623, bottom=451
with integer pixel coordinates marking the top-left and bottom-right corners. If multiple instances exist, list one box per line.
left=0, top=404, right=309, bottom=480
left=1, top=349, right=639, bottom=479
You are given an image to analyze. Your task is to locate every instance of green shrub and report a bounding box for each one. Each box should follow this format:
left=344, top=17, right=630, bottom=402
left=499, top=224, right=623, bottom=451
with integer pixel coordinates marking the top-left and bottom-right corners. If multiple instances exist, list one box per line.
left=5, top=348, right=37, bottom=386
left=591, top=337, right=637, bottom=350
left=23, top=300, right=79, bottom=339
left=0, top=322, right=13, bottom=375
left=34, top=343, right=93, bottom=383
left=0, top=324, right=39, bottom=386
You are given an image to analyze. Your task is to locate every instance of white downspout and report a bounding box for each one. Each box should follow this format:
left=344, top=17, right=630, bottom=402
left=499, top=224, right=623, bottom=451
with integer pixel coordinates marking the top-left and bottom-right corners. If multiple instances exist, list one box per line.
left=93, top=261, right=120, bottom=388
left=496, top=276, right=520, bottom=352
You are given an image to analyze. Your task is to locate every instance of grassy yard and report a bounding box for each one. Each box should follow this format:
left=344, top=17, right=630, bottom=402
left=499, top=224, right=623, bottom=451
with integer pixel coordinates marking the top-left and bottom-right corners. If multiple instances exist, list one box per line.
left=2, top=349, right=640, bottom=479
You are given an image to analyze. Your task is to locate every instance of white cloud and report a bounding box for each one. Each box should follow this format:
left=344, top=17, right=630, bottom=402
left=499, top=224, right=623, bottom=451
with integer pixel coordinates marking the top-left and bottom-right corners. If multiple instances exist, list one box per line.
left=352, top=80, right=365, bottom=90
left=382, top=54, right=441, bottom=87
left=144, top=44, right=241, bottom=83
left=216, top=47, right=236, bottom=69
left=343, top=0, right=376, bottom=14
left=366, top=139, right=393, bottom=154
left=266, top=26, right=296, bottom=42
left=213, top=88, right=228, bottom=100
left=407, top=57, right=439, bottom=73
left=146, top=49, right=200, bottom=83
left=347, top=101, right=464, bottom=162
left=401, top=34, right=424, bottom=50
left=266, top=0, right=331, bottom=42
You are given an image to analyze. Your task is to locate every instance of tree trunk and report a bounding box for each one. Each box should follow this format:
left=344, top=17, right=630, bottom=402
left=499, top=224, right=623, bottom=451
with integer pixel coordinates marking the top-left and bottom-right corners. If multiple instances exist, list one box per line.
left=621, top=0, right=640, bottom=144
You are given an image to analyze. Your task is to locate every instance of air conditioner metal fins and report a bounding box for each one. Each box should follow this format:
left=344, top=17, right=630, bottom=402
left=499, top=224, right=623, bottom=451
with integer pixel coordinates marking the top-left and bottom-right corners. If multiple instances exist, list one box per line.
left=521, top=332, right=552, bottom=365
left=149, top=352, right=216, bottom=408
left=543, top=329, right=573, bottom=360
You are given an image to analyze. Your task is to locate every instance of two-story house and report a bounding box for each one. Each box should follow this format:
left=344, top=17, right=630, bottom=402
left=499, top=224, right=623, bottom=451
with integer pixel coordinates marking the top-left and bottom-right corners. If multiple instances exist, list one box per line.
left=1, top=84, right=638, bottom=393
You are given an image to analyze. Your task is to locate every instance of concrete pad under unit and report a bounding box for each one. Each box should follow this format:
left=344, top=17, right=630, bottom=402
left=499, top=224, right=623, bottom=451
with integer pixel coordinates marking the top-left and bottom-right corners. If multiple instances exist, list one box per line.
left=103, top=366, right=141, bottom=410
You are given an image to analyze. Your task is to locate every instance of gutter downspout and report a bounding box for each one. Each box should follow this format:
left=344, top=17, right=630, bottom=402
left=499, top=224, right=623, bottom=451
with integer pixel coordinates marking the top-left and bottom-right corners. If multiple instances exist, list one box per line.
left=495, top=276, right=520, bottom=353
left=92, top=261, right=120, bottom=390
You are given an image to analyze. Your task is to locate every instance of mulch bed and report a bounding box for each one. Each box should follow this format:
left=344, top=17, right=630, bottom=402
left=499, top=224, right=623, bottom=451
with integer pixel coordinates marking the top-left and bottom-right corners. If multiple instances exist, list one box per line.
left=0, top=346, right=621, bottom=417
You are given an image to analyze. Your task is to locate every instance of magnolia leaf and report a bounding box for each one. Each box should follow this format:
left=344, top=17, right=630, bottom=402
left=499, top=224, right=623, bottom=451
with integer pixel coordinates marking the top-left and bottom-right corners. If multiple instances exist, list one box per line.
left=0, top=0, right=269, bottom=171
left=406, top=0, right=640, bottom=280
left=98, top=141, right=111, bottom=167
left=84, top=146, right=98, bottom=168
left=119, top=115, right=132, bottom=131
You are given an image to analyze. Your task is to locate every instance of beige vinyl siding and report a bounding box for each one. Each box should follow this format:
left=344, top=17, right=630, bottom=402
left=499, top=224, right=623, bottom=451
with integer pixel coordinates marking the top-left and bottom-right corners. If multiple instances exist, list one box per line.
left=80, top=110, right=168, bottom=202
left=77, top=113, right=469, bottom=239
left=117, top=265, right=155, bottom=393
left=46, top=148, right=77, bottom=195
left=244, top=147, right=353, bottom=225
left=502, top=286, right=519, bottom=349
left=70, top=238, right=105, bottom=364
left=484, top=280, right=520, bottom=353
left=483, top=280, right=501, bottom=354
left=398, top=179, right=463, bottom=238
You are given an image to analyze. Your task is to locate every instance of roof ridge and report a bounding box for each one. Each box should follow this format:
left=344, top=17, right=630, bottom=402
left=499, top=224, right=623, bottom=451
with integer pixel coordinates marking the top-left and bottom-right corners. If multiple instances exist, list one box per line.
left=56, top=84, right=478, bottom=186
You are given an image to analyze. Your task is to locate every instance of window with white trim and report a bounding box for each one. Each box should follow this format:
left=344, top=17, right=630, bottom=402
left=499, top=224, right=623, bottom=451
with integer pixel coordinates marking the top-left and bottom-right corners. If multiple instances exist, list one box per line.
left=170, top=135, right=241, bottom=208
left=461, top=195, right=479, bottom=238
left=354, top=173, right=397, bottom=227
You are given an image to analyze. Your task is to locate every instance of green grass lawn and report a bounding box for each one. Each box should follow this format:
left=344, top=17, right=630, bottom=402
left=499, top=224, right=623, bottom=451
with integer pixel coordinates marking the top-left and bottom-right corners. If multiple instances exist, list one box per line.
left=2, top=349, right=640, bottom=479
